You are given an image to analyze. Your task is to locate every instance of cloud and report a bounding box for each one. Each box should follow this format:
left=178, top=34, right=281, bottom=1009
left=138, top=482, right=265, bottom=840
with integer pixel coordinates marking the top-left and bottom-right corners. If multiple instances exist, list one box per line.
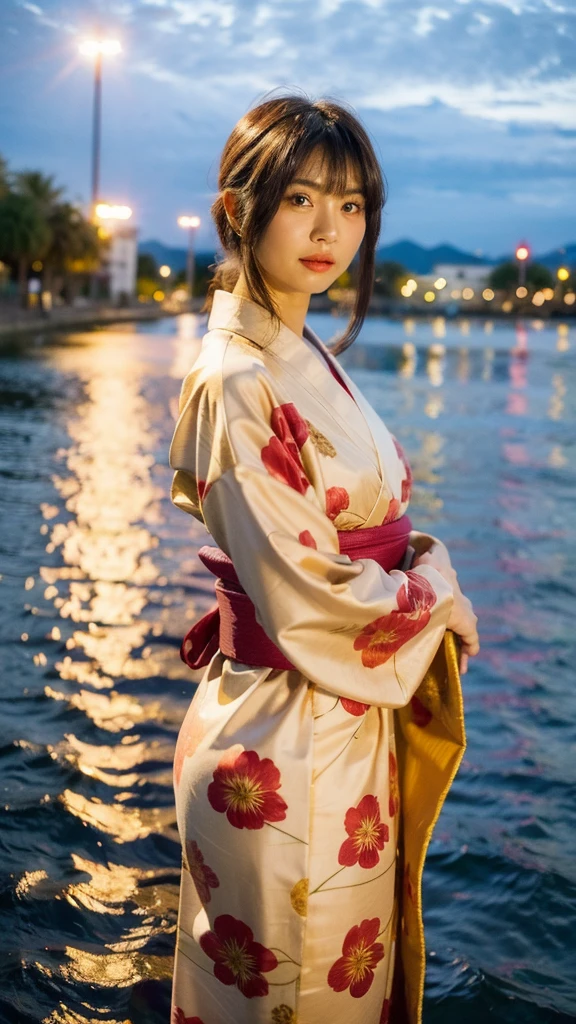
left=2, top=0, right=574, bottom=250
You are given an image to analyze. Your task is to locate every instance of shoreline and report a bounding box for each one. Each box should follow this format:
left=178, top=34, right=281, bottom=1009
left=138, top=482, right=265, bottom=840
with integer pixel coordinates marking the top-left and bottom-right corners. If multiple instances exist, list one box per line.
left=0, top=296, right=573, bottom=342
left=0, top=302, right=180, bottom=339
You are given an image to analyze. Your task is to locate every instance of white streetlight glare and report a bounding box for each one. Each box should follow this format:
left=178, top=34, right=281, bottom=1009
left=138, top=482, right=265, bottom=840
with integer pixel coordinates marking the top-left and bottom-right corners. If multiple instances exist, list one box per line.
left=95, top=203, right=132, bottom=220
left=178, top=215, right=201, bottom=229
left=178, top=215, right=201, bottom=303
left=79, top=39, right=122, bottom=57
left=159, top=265, right=171, bottom=278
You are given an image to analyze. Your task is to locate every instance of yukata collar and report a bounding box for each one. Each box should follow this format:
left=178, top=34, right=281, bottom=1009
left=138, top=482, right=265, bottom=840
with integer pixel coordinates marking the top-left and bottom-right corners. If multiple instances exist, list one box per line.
left=206, top=289, right=398, bottom=522
left=207, top=288, right=319, bottom=357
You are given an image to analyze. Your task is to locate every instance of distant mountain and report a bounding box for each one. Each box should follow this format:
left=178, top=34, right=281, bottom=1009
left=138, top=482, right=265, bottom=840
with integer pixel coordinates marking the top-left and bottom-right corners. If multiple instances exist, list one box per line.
left=138, top=239, right=216, bottom=273
left=375, top=239, right=494, bottom=273
left=139, top=237, right=576, bottom=275
left=530, top=243, right=576, bottom=272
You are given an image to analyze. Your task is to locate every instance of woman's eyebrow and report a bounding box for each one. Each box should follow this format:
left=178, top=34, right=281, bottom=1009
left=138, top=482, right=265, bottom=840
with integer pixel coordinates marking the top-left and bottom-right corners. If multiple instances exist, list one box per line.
left=290, top=177, right=365, bottom=196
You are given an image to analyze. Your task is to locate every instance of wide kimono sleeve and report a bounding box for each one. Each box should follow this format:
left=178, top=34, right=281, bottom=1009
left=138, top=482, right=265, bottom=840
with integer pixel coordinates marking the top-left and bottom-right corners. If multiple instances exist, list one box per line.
left=169, top=355, right=454, bottom=710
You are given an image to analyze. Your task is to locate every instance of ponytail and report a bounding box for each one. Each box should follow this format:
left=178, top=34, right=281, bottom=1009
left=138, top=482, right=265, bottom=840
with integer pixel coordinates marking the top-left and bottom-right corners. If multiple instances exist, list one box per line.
left=201, top=255, right=242, bottom=314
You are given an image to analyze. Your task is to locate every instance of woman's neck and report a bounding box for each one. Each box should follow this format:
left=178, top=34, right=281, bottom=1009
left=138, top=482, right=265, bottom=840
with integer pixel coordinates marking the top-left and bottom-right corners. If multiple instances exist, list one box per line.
left=232, top=270, right=310, bottom=340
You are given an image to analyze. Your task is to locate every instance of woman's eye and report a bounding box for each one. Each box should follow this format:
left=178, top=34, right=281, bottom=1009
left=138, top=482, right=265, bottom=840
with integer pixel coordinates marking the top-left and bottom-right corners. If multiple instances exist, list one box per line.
left=289, top=193, right=311, bottom=206
left=343, top=201, right=364, bottom=213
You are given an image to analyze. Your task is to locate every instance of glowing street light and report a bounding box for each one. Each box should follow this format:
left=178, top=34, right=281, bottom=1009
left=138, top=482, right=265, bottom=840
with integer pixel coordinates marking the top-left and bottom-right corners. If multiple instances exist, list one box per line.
left=78, top=37, right=122, bottom=212
left=79, top=39, right=121, bottom=57
left=159, top=265, right=171, bottom=278
left=557, top=267, right=570, bottom=282
left=515, top=242, right=530, bottom=288
left=95, top=203, right=132, bottom=220
left=178, top=215, right=201, bottom=303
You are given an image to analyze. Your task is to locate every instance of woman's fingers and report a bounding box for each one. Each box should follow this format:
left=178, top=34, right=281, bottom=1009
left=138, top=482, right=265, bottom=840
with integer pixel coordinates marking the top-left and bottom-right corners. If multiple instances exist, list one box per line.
left=464, top=631, right=480, bottom=657
left=460, top=632, right=480, bottom=659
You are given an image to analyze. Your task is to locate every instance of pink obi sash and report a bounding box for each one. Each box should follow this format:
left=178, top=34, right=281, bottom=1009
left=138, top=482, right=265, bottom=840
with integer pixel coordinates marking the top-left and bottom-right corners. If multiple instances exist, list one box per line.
left=180, top=512, right=413, bottom=672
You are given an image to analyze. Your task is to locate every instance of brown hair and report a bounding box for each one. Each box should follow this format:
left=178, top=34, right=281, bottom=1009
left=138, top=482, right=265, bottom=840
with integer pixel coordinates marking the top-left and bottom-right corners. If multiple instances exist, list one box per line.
left=202, top=90, right=386, bottom=354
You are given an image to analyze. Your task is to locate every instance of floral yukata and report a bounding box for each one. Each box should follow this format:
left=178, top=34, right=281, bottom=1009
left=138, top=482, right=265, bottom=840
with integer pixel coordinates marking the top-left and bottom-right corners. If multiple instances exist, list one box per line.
left=168, top=288, right=456, bottom=1024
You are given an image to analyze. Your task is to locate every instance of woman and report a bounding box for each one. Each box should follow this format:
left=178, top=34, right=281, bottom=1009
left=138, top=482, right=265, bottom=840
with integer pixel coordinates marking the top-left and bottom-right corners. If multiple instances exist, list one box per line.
left=168, top=93, right=479, bottom=1024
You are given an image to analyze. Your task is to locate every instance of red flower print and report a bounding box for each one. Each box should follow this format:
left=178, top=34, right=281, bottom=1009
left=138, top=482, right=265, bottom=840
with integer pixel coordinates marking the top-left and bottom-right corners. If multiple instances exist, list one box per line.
left=410, top=694, right=433, bottom=727
left=200, top=914, right=278, bottom=998
left=207, top=749, right=288, bottom=830
left=172, top=1009, right=204, bottom=1024
left=353, top=572, right=437, bottom=668
left=379, top=998, right=391, bottom=1023
left=388, top=750, right=400, bottom=818
left=338, top=795, right=390, bottom=869
left=327, top=917, right=385, bottom=998
left=272, top=403, right=309, bottom=449
left=261, top=403, right=310, bottom=494
left=392, top=437, right=413, bottom=504
left=184, top=839, right=219, bottom=904
left=399, top=571, right=437, bottom=614
left=326, top=485, right=350, bottom=520
left=197, top=479, right=211, bottom=501
left=381, top=497, right=400, bottom=525
left=340, top=698, right=371, bottom=716
left=299, top=530, right=317, bottom=548
left=174, top=697, right=205, bottom=787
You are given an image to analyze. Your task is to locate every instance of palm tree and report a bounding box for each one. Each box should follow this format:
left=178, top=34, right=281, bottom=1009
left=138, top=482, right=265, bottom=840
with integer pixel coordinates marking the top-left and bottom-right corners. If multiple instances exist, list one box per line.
left=15, top=170, right=65, bottom=211
left=0, top=192, right=51, bottom=307
left=14, top=171, right=66, bottom=308
left=48, top=203, right=101, bottom=302
left=14, top=172, right=103, bottom=307
left=0, top=164, right=105, bottom=308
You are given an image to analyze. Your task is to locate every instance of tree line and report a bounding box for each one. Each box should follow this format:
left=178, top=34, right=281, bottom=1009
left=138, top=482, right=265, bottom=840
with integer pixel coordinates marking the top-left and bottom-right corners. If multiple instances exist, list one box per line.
left=0, top=155, right=103, bottom=308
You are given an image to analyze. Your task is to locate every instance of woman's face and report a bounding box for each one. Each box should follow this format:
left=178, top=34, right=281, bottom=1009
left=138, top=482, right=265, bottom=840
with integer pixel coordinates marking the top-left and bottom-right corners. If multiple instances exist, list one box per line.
left=254, top=148, right=366, bottom=297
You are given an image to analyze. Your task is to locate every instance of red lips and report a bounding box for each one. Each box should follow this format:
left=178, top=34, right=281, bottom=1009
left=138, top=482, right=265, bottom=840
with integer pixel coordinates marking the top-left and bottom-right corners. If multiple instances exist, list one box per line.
left=301, top=252, right=335, bottom=263
left=299, top=254, right=335, bottom=273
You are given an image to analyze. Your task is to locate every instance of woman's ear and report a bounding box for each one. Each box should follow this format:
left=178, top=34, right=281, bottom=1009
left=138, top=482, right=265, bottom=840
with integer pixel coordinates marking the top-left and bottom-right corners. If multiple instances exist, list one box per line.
left=222, top=190, right=241, bottom=236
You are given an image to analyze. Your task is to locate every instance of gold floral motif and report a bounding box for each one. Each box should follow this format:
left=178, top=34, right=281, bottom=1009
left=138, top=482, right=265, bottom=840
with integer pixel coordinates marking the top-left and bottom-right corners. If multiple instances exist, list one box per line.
left=290, top=877, right=308, bottom=917
left=271, top=1006, right=297, bottom=1024
left=305, top=420, right=337, bottom=458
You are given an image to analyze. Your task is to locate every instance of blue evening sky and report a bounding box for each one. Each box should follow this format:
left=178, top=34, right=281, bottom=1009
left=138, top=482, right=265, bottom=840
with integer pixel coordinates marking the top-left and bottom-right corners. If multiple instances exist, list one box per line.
left=1, top=0, right=574, bottom=256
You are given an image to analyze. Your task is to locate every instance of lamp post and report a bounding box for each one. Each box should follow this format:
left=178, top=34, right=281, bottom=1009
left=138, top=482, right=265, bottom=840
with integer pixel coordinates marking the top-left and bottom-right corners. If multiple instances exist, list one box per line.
left=178, top=215, right=201, bottom=306
left=79, top=38, right=122, bottom=213
left=515, top=242, right=530, bottom=289
left=79, top=38, right=121, bottom=300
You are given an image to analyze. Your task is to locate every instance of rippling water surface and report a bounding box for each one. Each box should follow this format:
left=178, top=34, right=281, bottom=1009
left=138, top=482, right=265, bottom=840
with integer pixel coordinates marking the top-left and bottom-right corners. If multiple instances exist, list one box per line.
left=0, top=313, right=574, bottom=1024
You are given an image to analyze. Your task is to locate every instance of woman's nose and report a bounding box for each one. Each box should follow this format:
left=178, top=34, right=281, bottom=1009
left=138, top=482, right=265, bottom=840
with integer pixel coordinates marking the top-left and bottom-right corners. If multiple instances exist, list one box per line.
left=311, top=219, right=337, bottom=243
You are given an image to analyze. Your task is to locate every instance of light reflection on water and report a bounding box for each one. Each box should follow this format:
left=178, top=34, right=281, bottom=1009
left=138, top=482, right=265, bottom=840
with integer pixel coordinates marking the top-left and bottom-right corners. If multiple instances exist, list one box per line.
left=0, top=312, right=574, bottom=1023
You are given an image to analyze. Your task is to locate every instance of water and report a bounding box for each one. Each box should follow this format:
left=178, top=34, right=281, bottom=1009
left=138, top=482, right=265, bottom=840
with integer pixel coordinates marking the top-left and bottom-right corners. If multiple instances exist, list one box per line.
left=0, top=312, right=574, bottom=1024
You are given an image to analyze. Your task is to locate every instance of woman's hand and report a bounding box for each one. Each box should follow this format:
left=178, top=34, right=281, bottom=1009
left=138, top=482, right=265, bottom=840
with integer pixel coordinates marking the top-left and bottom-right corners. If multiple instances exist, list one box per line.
left=411, top=544, right=480, bottom=675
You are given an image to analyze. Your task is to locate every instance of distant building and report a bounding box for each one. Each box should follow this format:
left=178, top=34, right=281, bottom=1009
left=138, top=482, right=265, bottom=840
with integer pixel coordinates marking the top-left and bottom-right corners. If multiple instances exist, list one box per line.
left=432, top=263, right=493, bottom=295
left=104, top=222, right=138, bottom=302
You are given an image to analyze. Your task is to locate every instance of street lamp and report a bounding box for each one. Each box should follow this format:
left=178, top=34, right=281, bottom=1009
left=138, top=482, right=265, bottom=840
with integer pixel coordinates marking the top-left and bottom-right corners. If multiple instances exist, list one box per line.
left=78, top=38, right=122, bottom=215
left=515, top=242, right=530, bottom=289
left=79, top=37, right=121, bottom=301
left=178, top=215, right=201, bottom=305
left=95, top=203, right=132, bottom=220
